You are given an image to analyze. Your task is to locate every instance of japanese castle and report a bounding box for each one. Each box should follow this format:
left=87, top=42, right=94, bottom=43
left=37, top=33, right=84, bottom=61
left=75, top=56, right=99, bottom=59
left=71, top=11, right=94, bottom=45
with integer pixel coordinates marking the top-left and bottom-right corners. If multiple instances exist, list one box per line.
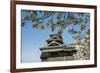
left=40, top=33, right=77, bottom=62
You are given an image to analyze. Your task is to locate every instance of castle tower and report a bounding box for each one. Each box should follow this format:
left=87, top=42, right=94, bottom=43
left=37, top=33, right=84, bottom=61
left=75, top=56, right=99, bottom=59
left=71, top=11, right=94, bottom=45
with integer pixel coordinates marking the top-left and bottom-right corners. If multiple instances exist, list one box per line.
left=40, top=33, right=77, bottom=62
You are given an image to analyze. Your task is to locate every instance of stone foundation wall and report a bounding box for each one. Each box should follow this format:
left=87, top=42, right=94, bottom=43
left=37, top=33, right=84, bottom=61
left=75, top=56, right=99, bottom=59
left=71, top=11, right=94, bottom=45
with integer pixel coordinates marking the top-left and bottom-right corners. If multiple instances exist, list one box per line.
left=42, top=56, right=74, bottom=62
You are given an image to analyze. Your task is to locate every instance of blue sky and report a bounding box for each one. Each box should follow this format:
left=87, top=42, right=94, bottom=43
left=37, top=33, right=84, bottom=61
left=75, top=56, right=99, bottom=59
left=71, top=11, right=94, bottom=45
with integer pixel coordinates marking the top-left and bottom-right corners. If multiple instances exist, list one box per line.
left=21, top=22, right=74, bottom=63
left=21, top=10, right=90, bottom=63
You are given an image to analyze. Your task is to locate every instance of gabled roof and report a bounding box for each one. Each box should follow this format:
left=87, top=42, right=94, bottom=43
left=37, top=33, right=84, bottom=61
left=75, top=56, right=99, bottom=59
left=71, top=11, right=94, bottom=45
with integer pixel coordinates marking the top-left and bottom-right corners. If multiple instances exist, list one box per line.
left=48, top=41, right=61, bottom=46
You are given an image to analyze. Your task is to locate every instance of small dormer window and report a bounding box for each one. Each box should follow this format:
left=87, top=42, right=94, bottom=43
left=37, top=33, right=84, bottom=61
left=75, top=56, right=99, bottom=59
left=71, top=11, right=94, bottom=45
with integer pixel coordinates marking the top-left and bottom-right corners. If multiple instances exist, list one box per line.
left=52, top=36, right=58, bottom=39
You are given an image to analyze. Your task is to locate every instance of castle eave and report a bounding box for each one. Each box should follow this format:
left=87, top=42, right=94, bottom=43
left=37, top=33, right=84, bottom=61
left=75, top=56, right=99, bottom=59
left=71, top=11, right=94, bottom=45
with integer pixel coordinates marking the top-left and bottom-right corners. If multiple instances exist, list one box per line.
left=41, top=48, right=77, bottom=52
left=40, top=45, right=75, bottom=50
